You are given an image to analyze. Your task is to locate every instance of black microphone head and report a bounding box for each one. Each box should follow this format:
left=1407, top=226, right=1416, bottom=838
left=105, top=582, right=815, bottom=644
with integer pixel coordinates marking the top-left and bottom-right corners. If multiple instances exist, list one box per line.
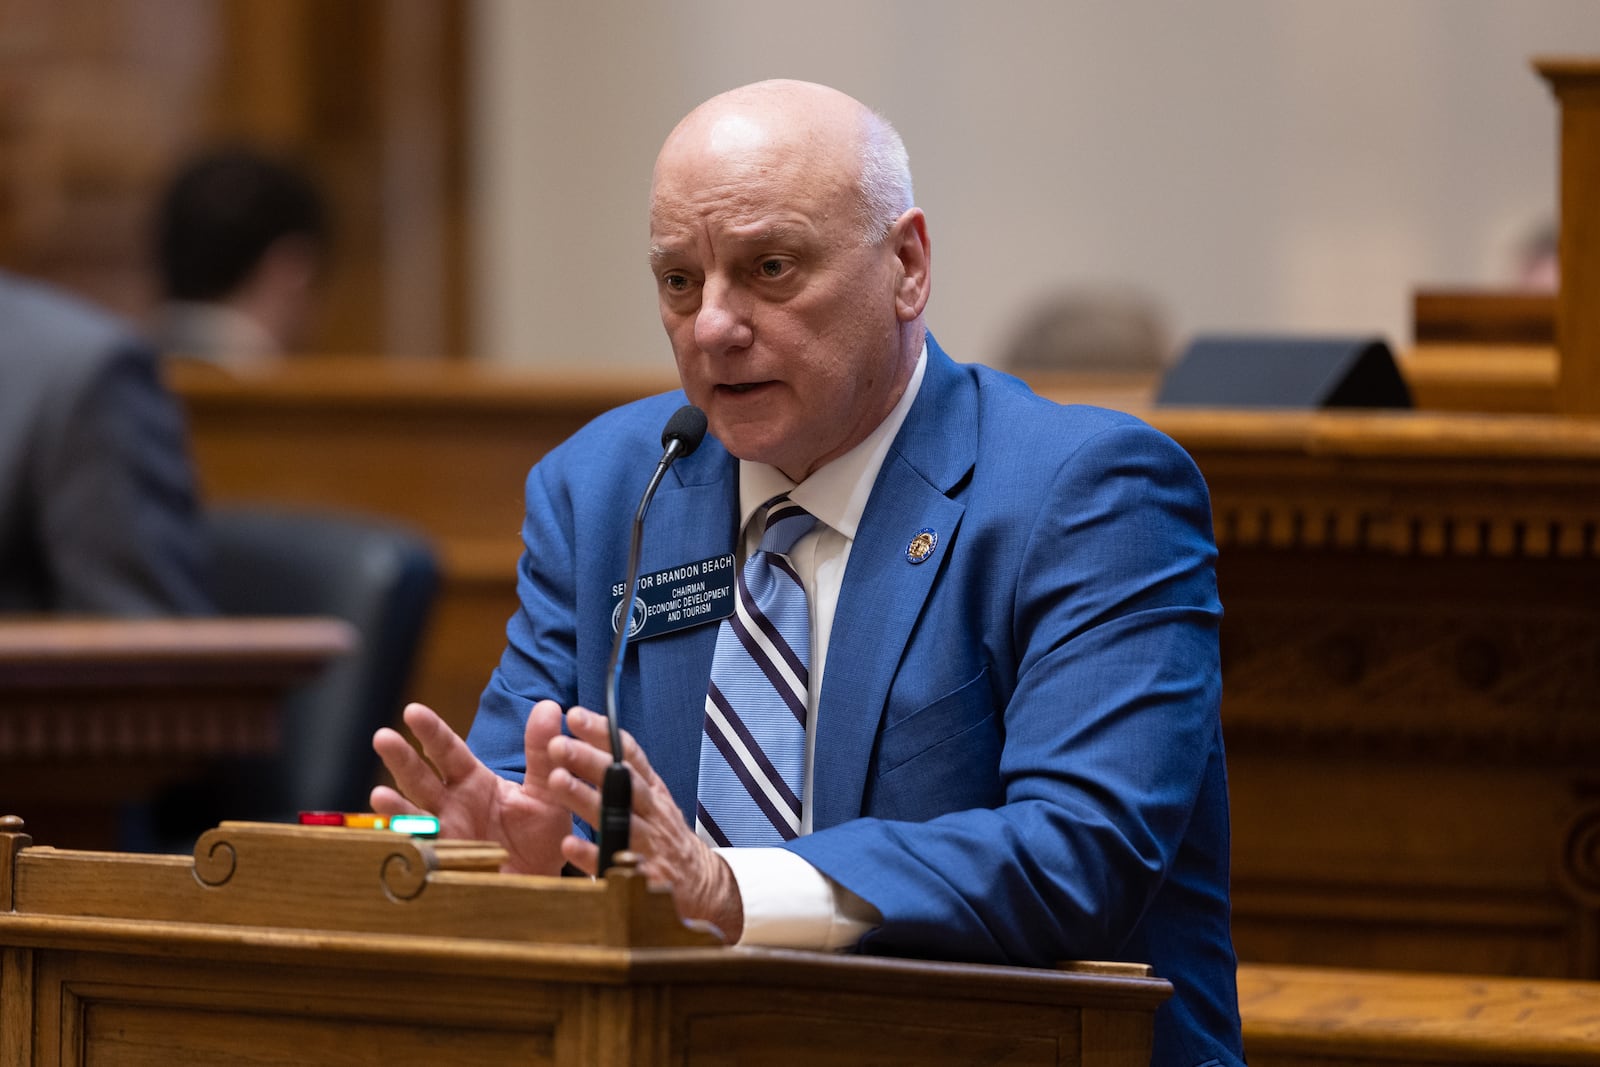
left=662, top=404, right=708, bottom=457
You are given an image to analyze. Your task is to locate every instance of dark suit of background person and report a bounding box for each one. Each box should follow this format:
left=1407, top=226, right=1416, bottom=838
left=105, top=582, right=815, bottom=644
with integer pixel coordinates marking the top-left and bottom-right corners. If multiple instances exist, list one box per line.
left=0, top=270, right=212, bottom=615
left=467, top=335, right=1242, bottom=1067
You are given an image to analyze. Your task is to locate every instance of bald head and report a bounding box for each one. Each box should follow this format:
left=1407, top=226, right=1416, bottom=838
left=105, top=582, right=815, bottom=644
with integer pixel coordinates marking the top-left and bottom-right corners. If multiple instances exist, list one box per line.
left=647, top=79, right=931, bottom=482
left=653, top=80, right=912, bottom=245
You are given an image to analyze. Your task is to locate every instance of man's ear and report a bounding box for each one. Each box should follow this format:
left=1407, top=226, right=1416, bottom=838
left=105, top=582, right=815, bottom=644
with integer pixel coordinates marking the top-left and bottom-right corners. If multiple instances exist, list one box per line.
left=888, top=208, right=931, bottom=323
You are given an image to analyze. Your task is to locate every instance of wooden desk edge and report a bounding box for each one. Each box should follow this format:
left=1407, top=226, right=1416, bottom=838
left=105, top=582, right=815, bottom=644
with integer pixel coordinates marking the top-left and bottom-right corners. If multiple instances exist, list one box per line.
left=0, top=617, right=357, bottom=661
left=1239, top=963, right=1600, bottom=1054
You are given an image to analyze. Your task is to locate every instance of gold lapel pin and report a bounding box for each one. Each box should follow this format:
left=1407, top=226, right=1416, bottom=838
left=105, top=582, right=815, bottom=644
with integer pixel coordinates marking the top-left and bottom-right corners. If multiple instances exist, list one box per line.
left=906, top=528, right=938, bottom=564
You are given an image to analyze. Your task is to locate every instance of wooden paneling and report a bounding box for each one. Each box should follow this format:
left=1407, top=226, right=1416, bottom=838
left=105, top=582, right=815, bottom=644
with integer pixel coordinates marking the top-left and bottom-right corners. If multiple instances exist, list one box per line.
left=0, top=0, right=218, bottom=314
left=0, top=0, right=468, bottom=356
left=1154, top=408, right=1600, bottom=978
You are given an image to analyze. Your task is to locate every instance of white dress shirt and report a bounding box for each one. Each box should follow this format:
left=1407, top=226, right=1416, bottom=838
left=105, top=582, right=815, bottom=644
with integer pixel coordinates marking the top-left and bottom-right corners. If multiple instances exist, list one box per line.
left=717, top=344, right=928, bottom=950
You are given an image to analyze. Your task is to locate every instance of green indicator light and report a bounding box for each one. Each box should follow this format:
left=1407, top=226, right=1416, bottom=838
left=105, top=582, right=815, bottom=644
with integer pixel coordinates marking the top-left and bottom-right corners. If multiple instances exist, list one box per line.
left=389, top=814, right=441, bottom=836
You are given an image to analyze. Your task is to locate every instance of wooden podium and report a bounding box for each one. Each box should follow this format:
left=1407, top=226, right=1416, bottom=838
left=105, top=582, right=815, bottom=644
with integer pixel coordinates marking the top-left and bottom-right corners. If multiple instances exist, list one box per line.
left=0, top=818, right=1170, bottom=1066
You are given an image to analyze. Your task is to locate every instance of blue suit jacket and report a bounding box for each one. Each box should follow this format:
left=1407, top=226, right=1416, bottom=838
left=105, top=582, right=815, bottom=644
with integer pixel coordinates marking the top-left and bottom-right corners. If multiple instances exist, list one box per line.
left=469, top=337, right=1243, bottom=1067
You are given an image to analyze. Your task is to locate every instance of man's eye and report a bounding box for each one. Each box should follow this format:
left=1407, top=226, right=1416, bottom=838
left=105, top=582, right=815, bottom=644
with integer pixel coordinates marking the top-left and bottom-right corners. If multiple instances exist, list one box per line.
left=758, top=259, right=787, bottom=278
left=662, top=273, right=691, bottom=292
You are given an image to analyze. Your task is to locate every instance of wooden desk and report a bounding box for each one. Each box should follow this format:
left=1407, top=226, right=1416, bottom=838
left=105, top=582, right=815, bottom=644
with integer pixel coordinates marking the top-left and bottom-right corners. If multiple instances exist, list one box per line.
left=0, top=819, right=1170, bottom=1066
left=1, top=617, right=354, bottom=849
left=1239, top=963, right=1600, bottom=1067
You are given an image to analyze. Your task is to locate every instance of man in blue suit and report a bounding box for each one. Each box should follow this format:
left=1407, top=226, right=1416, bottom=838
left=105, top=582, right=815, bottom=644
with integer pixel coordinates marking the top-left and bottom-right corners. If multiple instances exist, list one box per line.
left=374, top=79, right=1243, bottom=1066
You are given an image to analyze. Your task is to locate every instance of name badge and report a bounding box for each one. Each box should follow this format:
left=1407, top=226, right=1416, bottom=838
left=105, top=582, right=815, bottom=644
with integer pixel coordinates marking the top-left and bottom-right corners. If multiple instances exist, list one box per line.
left=610, top=553, right=736, bottom=641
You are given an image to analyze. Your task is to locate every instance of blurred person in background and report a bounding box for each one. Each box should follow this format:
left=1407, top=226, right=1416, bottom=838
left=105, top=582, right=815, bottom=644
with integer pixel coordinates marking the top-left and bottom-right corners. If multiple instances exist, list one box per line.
left=1513, top=218, right=1559, bottom=293
left=150, top=146, right=329, bottom=372
left=998, top=284, right=1173, bottom=375
left=0, top=268, right=212, bottom=614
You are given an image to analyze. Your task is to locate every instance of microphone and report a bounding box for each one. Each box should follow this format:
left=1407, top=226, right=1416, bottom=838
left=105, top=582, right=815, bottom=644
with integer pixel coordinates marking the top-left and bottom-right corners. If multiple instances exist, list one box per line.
left=597, top=403, right=707, bottom=876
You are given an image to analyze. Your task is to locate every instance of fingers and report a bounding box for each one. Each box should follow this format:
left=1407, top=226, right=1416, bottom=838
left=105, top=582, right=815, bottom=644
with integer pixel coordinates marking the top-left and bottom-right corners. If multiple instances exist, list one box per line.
left=551, top=705, right=694, bottom=856
left=371, top=702, right=489, bottom=817
left=369, top=783, right=426, bottom=817
left=372, top=724, right=415, bottom=767
left=547, top=706, right=641, bottom=829
left=548, top=705, right=671, bottom=833
left=546, top=757, right=603, bottom=828
left=547, top=707, right=737, bottom=932
left=373, top=722, right=447, bottom=812
left=401, top=702, right=484, bottom=787
left=522, top=699, right=566, bottom=780
left=551, top=707, right=617, bottom=780
left=562, top=705, right=660, bottom=779
left=560, top=833, right=599, bottom=877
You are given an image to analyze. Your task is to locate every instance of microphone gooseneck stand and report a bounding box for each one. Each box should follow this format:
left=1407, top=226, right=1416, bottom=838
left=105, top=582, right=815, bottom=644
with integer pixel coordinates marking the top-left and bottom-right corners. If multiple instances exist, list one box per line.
left=596, top=404, right=707, bottom=876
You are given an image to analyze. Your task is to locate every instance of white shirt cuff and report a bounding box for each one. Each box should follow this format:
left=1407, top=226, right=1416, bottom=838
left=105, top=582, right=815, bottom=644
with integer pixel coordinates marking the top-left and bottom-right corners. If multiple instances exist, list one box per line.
left=716, top=846, right=880, bottom=951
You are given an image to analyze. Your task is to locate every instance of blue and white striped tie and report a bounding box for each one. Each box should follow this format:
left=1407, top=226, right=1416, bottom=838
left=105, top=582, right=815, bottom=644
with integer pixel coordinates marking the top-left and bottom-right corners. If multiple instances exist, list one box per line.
left=696, top=496, right=817, bottom=846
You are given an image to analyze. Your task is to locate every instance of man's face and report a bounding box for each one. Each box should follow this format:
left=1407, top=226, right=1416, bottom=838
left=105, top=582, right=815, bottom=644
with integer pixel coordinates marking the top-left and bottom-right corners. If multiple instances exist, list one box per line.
left=649, top=114, right=915, bottom=482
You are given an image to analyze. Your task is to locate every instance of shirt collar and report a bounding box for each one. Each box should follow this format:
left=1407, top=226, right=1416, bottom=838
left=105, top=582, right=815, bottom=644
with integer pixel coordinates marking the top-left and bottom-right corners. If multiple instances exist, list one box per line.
left=160, top=301, right=282, bottom=360
left=737, top=341, right=928, bottom=542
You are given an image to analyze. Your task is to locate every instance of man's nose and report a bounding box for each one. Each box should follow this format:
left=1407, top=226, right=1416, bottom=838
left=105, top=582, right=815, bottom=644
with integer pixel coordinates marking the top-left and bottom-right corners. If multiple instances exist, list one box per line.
left=693, top=277, right=754, bottom=356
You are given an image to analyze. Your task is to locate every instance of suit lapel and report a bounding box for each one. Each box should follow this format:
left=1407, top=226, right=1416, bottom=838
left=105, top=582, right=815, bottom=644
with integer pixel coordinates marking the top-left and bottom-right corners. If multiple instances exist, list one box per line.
left=813, top=338, right=977, bottom=830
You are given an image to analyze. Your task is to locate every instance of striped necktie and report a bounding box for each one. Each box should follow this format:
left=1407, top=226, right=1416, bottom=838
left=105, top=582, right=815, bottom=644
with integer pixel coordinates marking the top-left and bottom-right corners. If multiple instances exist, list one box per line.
left=695, top=496, right=817, bottom=847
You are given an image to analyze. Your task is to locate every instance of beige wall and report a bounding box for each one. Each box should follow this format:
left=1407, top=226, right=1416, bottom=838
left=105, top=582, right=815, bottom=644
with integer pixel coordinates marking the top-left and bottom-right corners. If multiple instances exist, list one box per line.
left=469, top=0, right=1600, bottom=371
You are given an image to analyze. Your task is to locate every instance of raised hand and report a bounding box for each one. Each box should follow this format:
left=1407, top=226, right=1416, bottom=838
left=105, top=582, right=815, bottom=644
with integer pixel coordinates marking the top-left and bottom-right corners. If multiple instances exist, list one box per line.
left=370, top=700, right=573, bottom=876
left=545, top=705, right=744, bottom=941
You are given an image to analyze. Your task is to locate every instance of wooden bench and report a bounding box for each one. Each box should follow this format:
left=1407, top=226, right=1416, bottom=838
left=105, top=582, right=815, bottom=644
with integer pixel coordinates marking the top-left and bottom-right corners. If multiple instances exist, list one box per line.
left=1239, top=963, right=1600, bottom=1066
